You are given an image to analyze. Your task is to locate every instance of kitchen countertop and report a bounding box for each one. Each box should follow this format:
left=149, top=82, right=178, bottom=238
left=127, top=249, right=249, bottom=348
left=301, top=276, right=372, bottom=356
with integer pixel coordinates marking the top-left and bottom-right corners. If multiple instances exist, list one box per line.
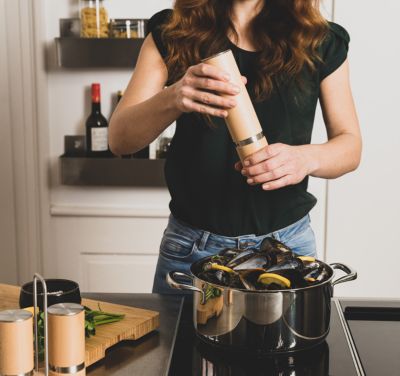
left=82, top=293, right=400, bottom=376
left=82, top=293, right=183, bottom=376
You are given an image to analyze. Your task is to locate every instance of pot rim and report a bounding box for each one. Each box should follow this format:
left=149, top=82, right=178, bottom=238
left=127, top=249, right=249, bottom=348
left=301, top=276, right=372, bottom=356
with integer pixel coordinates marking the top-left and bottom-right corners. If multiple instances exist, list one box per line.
left=190, top=256, right=335, bottom=293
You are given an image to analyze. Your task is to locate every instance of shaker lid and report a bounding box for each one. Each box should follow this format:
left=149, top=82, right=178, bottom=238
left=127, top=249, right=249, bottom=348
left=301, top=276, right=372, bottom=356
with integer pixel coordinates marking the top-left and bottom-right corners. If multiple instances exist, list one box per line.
left=48, top=303, right=84, bottom=316
left=0, top=309, right=32, bottom=323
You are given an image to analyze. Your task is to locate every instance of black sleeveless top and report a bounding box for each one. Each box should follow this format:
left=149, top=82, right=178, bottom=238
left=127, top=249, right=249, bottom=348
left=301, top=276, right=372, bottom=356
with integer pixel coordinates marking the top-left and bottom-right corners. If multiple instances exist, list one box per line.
left=147, top=9, right=350, bottom=236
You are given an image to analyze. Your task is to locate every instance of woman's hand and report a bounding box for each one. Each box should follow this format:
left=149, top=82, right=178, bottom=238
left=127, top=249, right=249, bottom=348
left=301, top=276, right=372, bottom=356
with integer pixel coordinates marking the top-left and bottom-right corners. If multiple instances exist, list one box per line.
left=236, top=143, right=319, bottom=190
left=172, top=63, right=247, bottom=118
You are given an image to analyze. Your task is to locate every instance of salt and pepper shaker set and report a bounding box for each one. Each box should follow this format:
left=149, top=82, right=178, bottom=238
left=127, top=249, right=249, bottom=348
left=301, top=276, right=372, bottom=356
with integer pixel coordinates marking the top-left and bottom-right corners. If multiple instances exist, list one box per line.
left=0, top=274, right=86, bottom=376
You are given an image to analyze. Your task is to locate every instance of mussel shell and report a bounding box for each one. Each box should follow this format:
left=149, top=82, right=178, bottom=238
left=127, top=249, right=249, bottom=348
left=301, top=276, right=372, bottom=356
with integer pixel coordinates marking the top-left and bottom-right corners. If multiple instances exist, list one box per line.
left=267, top=270, right=308, bottom=289
left=267, top=258, right=303, bottom=273
left=238, top=269, right=266, bottom=290
left=218, top=248, right=241, bottom=258
left=232, top=254, right=271, bottom=271
left=226, top=249, right=258, bottom=269
left=260, top=237, right=293, bottom=254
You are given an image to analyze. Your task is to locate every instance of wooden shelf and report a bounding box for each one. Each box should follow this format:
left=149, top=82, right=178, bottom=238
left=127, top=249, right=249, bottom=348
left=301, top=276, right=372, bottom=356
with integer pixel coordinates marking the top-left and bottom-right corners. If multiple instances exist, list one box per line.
left=55, top=37, right=144, bottom=68
left=60, top=155, right=166, bottom=187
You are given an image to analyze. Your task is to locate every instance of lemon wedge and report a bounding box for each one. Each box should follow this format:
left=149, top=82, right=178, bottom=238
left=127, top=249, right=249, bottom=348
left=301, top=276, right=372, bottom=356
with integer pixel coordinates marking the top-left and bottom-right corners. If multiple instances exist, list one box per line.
left=298, top=256, right=316, bottom=263
left=305, top=277, right=316, bottom=283
left=257, top=273, right=291, bottom=288
left=210, top=263, right=236, bottom=274
left=23, top=306, right=39, bottom=315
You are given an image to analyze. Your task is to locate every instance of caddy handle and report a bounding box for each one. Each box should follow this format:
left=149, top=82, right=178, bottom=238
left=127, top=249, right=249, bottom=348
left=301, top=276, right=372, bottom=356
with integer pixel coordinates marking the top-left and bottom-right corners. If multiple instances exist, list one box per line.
left=330, top=263, right=357, bottom=286
left=166, top=271, right=206, bottom=303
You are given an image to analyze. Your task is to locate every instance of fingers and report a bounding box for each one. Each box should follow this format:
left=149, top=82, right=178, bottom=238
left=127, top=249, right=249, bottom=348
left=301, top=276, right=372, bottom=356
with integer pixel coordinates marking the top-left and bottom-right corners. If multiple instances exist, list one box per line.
left=192, top=76, right=240, bottom=95
left=243, top=144, right=284, bottom=166
left=242, top=153, right=287, bottom=177
left=190, top=63, right=231, bottom=82
left=241, top=75, right=247, bottom=85
left=181, top=97, right=228, bottom=118
left=261, top=175, right=292, bottom=191
left=183, top=86, right=236, bottom=110
left=188, top=64, right=241, bottom=96
left=234, top=161, right=243, bottom=171
left=246, top=165, right=288, bottom=185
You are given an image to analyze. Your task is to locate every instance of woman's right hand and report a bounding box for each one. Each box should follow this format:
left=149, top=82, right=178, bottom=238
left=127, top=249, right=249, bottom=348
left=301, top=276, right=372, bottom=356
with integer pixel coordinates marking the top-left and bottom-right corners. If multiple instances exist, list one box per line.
left=173, top=63, right=245, bottom=118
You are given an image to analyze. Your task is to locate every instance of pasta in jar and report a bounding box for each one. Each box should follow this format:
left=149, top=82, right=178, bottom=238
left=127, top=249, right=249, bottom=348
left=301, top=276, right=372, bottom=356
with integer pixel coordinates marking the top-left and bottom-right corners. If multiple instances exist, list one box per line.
left=80, top=0, right=109, bottom=38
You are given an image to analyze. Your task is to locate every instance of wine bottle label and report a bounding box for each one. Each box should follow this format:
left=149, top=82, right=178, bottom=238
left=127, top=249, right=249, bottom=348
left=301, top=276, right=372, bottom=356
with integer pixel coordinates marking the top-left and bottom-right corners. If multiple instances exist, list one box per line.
left=91, top=127, right=108, bottom=151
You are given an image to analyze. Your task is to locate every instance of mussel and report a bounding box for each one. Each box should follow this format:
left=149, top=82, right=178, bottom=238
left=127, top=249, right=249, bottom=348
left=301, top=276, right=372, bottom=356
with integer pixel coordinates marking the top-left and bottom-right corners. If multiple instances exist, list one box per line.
left=225, top=249, right=259, bottom=269
left=259, top=237, right=293, bottom=264
left=199, top=242, right=329, bottom=291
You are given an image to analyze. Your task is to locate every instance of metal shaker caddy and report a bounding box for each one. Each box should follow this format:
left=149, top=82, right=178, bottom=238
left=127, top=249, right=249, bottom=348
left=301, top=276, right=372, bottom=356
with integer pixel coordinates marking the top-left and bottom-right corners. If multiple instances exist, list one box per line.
left=0, top=274, right=86, bottom=376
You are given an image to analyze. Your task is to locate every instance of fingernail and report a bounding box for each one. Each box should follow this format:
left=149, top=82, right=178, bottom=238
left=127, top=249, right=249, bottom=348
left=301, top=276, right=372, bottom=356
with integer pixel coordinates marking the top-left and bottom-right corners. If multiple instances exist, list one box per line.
left=233, top=85, right=240, bottom=93
left=263, top=184, right=270, bottom=190
left=244, top=160, right=250, bottom=166
left=229, top=100, right=236, bottom=107
left=223, top=74, right=231, bottom=81
left=247, top=179, right=254, bottom=184
left=241, top=169, right=246, bottom=175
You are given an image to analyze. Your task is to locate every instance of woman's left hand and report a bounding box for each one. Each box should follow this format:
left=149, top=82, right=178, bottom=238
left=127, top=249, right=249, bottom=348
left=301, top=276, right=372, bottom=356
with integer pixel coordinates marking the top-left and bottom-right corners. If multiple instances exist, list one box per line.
left=235, top=143, right=317, bottom=190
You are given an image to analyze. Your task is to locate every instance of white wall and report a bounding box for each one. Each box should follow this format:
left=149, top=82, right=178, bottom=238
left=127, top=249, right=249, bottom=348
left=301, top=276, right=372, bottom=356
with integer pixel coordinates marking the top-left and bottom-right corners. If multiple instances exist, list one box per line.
left=327, top=0, right=400, bottom=298
left=0, top=0, right=18, bottom=284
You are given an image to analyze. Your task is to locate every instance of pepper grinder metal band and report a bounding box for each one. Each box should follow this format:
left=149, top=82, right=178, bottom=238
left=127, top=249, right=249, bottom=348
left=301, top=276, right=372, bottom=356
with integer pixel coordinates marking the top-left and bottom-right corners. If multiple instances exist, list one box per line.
left=48, top=303, right=85, bottom=376
left=202, top=49, right=268, bottom=162
left=0, top=309, right=34, bottom=376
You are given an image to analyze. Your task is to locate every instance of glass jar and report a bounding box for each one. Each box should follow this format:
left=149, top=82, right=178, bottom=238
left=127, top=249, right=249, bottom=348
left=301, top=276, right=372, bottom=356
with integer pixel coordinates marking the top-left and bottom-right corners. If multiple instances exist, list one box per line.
left=79, top=0, right=109, bottom=38
left=110, top=19, right=145, bottom=39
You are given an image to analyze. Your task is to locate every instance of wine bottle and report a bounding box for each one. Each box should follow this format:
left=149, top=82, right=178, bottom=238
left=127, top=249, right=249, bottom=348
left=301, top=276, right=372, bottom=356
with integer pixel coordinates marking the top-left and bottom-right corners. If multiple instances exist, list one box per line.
left=86, top=83, right=109, bottom=157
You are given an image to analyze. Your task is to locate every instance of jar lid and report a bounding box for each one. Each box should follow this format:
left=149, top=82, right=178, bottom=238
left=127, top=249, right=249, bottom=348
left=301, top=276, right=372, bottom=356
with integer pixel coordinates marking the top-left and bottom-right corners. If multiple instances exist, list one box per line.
left=0, top=309, right=32, bottom=323
left=48, top=303, right=84, bottom=317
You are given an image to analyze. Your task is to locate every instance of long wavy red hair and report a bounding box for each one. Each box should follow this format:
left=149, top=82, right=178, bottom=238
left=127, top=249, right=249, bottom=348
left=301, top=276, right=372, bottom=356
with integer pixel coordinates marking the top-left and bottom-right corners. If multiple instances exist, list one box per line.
left=161, top=0, right=328, bottom=100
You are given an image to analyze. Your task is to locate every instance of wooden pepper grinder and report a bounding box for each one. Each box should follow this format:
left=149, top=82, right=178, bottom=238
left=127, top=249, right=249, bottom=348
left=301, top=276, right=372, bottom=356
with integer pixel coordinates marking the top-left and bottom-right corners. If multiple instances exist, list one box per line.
left=0, top=309, right=34, bottom=376
left=202, top=49, right=268, bottom=162
left=48, top=303, right=85, bottom=376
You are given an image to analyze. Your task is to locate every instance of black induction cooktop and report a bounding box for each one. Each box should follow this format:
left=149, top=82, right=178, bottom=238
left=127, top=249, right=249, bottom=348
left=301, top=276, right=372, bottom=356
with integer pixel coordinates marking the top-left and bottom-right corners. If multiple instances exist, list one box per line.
left=169, top=297, right=400, bottom=375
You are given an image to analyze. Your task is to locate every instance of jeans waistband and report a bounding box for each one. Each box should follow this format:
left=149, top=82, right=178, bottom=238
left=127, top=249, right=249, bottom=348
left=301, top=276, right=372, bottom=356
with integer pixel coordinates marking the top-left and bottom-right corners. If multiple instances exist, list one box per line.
left=169, top=214, right=310, bottom=251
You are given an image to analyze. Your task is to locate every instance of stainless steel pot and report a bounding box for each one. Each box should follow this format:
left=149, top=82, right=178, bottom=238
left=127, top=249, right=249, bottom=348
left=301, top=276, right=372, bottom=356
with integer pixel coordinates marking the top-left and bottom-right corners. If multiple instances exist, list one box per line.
left=167, top=256, right=356, bottom=354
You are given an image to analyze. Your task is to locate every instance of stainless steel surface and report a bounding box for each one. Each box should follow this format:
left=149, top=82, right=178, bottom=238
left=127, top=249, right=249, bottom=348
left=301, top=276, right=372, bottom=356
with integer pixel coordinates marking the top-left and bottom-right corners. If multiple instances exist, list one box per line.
left=334, top=299, right=365, bottom=376
left=331, top=263, right=358, bottom=286
left=0, top=309, right=32, bottom=323
left=167, top=257, right=357, bottom=354
left=167, top=272, right=205, bottom=304
left=49, top=362, right=85, bottom=374
left=33, top=274, right=49, bottom=376
left=48, top=303, right=84, bottom=316
left=235, top=131, right=264, bottom=147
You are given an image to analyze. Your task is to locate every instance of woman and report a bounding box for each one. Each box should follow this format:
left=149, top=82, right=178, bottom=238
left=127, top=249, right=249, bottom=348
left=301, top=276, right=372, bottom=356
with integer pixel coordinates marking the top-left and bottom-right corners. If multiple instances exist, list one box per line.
left=109, top=0, right=361, bottom=294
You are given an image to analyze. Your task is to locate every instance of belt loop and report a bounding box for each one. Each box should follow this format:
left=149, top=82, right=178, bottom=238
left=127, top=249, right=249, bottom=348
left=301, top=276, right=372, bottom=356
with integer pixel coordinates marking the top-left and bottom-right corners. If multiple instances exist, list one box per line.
left=198, top=231, right=210, bottom=251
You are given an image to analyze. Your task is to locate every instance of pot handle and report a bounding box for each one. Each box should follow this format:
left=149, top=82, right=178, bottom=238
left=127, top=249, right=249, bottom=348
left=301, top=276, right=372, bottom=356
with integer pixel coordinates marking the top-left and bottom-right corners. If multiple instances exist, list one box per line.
left=166, top=271, right=205, bottom=303
left=330, top=263, right=357, bottom=286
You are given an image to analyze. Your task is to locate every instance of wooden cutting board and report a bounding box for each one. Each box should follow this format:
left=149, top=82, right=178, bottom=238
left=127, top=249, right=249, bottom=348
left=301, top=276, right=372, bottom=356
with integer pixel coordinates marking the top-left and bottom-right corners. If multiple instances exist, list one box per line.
left=0, top=284, right=159, bottom=367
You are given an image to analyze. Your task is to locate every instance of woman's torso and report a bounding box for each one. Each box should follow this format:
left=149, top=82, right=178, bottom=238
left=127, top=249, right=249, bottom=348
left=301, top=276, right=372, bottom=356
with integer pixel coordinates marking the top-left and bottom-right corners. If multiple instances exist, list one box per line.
left=148, top=9, right=347, bottom=236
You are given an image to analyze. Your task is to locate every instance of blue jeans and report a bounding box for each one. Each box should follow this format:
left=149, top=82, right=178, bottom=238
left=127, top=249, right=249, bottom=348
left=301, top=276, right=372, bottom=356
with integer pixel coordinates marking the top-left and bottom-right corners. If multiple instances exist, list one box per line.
left=152, top=214, right=317, bottom=294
